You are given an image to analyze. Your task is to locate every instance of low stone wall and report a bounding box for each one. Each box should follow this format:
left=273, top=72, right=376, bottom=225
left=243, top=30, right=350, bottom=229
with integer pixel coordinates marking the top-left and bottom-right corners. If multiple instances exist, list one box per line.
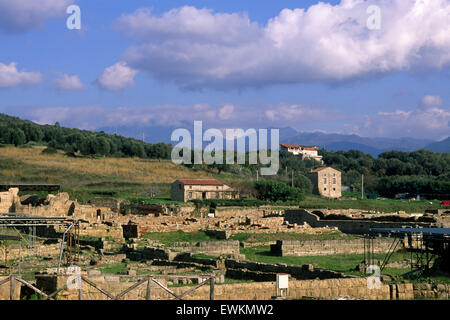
left=36, top=273, right=171, bottom=300
left=37, top=223, right=123, bottom=241
left=136, top=247, right=178, bottom=261
left=88, top=198, right=123, bottom=213
left=413, top=283, right=450, bottom=299
left=285, top=210, right=433, bottom=234
left=150, top=259, right=219, bottom=273
left=0, top=243, right=61, bottom=260
left=170, top=241, right=240, bottom=256
left=213, top=206, right=296, bottom=219
left=224, top=259, right=346, bottom=280
left=213, top=207, right=263, bottom=218
left=0, top=276, right=21, bottom=300
left=203, top=229, right=231, bottom=240
left=42, top=223, right=123, bottom=240
left=8, top=273, right=450, bottom=300
left=131, top=241, right=240, bottom=262
left=132, top=216, right=217, bottom=234
left=124, top=204, right=166, bottom=216
left=77, top=223, right=124, bottom=239
left=173, top=277, right=391, bottom=300
left=173, top=253, right=223, bottom=268
left=244, top=217, right=285, bottom=229
left=271, top=238, right=398, bottom=256
left=32, top=274, right=390, bottom=300
left=78, top=238, right=124, bottom=252
left=116, top=211, right=336, bottom=237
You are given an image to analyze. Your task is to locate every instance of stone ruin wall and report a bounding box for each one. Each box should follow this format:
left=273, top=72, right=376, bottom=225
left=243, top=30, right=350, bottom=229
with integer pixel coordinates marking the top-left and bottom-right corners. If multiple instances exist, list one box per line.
left=2, top=187, right=442, bottom=245
left=213, top=206, right=296, bottom=218
left=88, top=198, right=123, bottom=212
left=35, top=272, right=172, bottom=300
left=0, top=275, right=21, bottom=300
left=223, top=259, right=345, bottom=281
left=136, top=241, right=241, bottom=260
left=176, top=277, right=392, bottom=300
left=0, top=188, right=20, bottom=212
left=271, top=238, right=400, bottom=256
left=120, top=213, right=339, bottom=240
left=4, top=272, right=450, bottom=300
left=0, top=243, right=61, bottom=261
left=169, top=240, right=240, bottom=256
left=284, top=209, right=435, bottom=234
left=126, top=247, right=347, bottom=282
left=36, top=275, right=390, bottom=300
left=0, top=188, right=118, bottom=223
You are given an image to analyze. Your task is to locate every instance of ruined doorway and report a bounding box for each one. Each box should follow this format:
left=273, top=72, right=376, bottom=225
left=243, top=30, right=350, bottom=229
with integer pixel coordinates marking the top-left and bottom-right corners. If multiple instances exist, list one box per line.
left=202, top=192, right=207, bottom=200
left=68, top=202, right=75, bottom=216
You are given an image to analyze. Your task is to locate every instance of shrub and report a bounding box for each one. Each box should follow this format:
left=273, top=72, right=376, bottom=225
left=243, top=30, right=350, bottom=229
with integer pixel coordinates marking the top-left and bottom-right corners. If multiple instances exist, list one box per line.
left=42, top=147, right=57, bottom=154
left=255, top=180, right=305, bottom=202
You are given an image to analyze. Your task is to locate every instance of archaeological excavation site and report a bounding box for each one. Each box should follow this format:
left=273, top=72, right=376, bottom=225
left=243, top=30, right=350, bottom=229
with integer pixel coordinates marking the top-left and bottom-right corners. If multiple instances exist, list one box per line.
left=1, top=185, right=449, bottom=301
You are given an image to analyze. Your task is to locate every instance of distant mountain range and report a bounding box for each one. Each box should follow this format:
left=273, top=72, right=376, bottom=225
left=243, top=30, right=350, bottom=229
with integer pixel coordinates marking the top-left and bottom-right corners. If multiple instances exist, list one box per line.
left=279, top=129, right=446, bottom=155
left=425, top=137, right=450, bottom=153
left=99, top=124, right=449, bottom=155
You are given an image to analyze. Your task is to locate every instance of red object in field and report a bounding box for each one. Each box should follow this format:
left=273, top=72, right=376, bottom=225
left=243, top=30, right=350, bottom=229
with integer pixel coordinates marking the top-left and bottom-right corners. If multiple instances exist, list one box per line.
left=442, top=201, right=450, bottom=206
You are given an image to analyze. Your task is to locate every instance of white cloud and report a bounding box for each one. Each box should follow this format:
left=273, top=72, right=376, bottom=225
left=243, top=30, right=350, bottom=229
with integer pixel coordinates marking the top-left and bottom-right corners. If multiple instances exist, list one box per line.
left=420, top=95, right=443, bottom=108
left=13, top=104, right=216, bottom=129
left=0, top=0, right=74, bottom=32
left=96, top=62, right=138, bottom=91
left=0, top=62, right=42, bottom=88
left=9, top=101, right=450, bottom=140
left=264, top=104, right=339, bottom=123
left=116, top=7, right=260, bottom=45
left=350, top=106, right=450, bottom=139
left=116, top=1, right=450, bottom=89
left=219, top=104, right=234, bottom=120
left=11, top=103, right=339, bottom=132
left=53, top=74, right=85, bottom=91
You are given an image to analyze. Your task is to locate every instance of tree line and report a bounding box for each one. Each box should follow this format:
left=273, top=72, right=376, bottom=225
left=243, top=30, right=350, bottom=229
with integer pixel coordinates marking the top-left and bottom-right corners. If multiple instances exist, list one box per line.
left=320, top=149, right=450, bottom=198
left=197, top=148, right=449, bottom=199
left=0, top=113, right=172, bottom=159
left=1, top=113, right=448, bottom=199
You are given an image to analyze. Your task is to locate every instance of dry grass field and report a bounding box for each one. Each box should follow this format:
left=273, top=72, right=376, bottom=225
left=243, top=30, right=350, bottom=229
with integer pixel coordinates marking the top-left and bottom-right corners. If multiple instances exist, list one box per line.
left=0, top=146, right=212, bottom=184
left=0, top=146, right=246, bottom=202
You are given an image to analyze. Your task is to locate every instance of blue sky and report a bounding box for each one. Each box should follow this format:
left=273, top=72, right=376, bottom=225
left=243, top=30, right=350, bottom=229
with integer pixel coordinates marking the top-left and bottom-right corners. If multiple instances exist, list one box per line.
left=0, top=0, right=449, bottom=141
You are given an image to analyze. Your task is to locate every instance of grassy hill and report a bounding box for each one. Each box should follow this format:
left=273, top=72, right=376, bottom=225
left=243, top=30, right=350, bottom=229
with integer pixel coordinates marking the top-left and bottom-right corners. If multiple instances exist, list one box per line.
left=0, top=145, right=246, bottom=203
left=0, top=145, right=444, bottom=212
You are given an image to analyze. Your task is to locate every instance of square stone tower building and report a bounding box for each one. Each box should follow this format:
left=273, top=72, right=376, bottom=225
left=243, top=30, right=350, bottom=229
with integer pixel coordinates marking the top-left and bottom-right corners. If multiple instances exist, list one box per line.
left=309, top=167, right=342, bottom=198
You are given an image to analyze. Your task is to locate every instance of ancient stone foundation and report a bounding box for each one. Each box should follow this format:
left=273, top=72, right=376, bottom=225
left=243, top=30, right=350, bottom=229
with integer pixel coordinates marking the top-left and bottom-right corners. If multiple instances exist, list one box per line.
left=271, top=239, right=398, bottom=256
left=2, top=272, right=449, bottom=300
left=131, top=241, right=241, bottom=262
left=170, top=241, right=240, bottom=256
left=36, top=273, right=171, bottom=300
left=285, top=209, right=434, bottom=234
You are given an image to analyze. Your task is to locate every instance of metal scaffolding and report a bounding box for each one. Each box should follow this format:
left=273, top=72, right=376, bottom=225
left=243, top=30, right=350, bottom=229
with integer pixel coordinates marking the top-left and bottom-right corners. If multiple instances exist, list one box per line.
left=369, top=227, right=450, bottom=278
left=0, top=213, right=80, bottom=272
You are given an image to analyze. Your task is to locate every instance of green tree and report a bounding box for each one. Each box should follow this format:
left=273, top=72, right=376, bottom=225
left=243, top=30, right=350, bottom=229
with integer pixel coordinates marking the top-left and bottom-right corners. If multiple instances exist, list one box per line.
left=293, top=174, right=313, bottom=194
left=92, top=136, right=111, bottom=156
left=255, top=180, right=304, bottom=202
left=9, top=128, right=26, bottom=146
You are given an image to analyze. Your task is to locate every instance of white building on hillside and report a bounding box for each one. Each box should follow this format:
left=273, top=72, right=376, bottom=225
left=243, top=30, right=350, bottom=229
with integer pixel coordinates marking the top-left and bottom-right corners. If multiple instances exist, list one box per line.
left=280, top=144, right=323, bottom=163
